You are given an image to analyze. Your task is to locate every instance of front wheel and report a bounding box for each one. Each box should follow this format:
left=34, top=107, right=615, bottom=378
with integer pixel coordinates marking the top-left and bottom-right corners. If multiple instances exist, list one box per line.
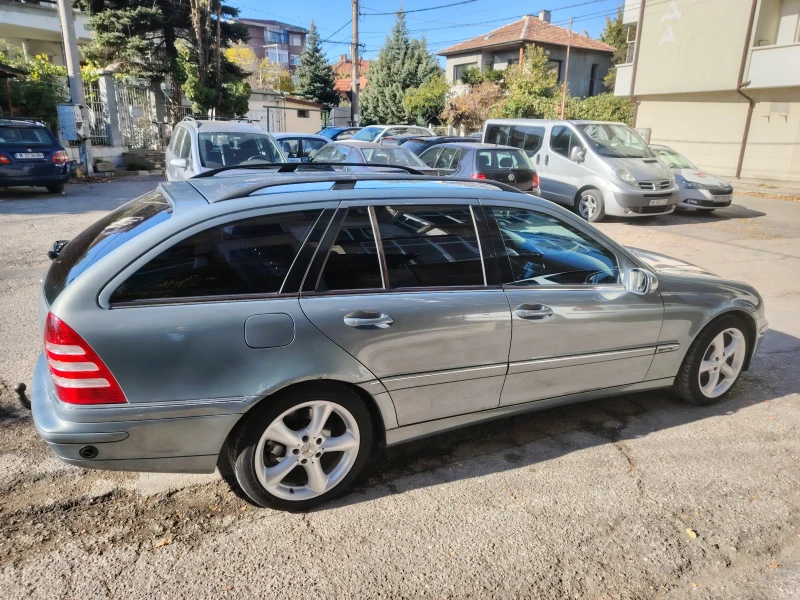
left=575, top=189, right=605, bottom=222
left=232, top=384, right=372, bottom=510
left=673, top=316, right=749, bottom=405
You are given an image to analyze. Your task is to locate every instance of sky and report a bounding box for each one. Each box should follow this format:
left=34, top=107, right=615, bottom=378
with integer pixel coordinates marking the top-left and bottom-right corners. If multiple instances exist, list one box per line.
left=231, top=0, right=625, bottom=64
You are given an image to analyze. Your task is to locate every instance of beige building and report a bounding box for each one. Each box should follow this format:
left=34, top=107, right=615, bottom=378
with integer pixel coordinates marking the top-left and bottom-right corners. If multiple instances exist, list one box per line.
left=247, top=92, right=324, bottom=134
left=615, top=0, right=800, bottom=181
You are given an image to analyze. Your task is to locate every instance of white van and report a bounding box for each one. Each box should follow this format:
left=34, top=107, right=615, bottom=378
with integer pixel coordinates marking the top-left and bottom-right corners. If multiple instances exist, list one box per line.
left=482, top=119, right=679, bottom=222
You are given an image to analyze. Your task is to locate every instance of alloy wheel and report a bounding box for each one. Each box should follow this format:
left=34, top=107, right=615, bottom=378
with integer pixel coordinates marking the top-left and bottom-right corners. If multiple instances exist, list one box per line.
left=579, top=194, right=597, bottom=220
left=698, top=328, right=746, bottom=398
left=254, top=400, right=361, bottom=501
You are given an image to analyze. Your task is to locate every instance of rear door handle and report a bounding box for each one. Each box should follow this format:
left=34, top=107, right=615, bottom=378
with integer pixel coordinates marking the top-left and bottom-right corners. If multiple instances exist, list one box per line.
left=515, top=304, right=553, bottom=320
left=544, top=155, right=549, bottom=166
left=344, top=311, right=394, bottom=329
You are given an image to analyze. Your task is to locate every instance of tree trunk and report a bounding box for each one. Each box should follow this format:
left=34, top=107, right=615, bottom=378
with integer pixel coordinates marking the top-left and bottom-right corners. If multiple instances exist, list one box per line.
left=190, top=0, right=207, bottom=85
left=215, top=1, right=222, bottom=108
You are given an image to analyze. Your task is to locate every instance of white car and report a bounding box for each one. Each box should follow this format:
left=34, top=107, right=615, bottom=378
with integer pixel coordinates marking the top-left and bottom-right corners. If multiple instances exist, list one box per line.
left=351, top=125, right=434, bottom=142
left=165, top=117, right=285, bottom=181
left=650, top=144, right=733, bottom=211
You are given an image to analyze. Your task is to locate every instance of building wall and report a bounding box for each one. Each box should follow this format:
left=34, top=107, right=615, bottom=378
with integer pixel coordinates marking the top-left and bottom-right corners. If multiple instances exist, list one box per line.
left=0, top=2, right=92, bottom=66
left=283, top=101, right=324, bottom=133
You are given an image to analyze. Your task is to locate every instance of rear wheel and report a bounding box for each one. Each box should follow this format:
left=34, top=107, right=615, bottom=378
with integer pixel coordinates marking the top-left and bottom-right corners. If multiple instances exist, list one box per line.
left=46, top=183, right=65, bottom=193
left=673, top=315, right=749, bottom=405
left=232, top=384, right=372, bottom=510
left=575, top=189, right=605, bottom=222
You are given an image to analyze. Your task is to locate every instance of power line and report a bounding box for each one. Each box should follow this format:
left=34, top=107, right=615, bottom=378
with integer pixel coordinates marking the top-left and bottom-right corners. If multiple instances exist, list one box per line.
left=361, top=0, right=478, bottom=16
left=319, top=19, right=352, bottom=43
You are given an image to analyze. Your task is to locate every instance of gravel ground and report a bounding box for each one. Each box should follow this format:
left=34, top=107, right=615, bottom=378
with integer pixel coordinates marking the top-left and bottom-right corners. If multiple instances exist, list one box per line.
left=0, top=180, right=798, bottom=599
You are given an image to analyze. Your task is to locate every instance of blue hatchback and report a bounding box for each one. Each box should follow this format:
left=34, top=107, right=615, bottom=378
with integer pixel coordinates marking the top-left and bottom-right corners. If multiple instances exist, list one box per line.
left=0, top=117, right=70, bottom=192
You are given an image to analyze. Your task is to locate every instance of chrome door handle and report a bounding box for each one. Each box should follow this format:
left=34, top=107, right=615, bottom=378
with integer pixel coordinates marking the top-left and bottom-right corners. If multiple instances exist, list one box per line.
left=515, top=304, right=553, bottom=320
left=344, top=311, right=394, bottom=329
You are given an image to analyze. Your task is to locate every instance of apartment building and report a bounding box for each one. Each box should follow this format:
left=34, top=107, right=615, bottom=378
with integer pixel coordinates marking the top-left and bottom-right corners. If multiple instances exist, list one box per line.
left=0, top=0, right=92, bottom=65
left=438, top=11, right=615, bottom=98
left=239, top=19, right=308, bottom=73
left=615, top=0, right=800, bottom=181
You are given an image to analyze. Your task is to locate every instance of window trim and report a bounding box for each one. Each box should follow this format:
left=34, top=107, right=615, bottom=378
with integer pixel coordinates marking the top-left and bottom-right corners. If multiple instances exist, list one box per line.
left=101, top=203, right=338, bottom=309
left=480, top=199, right=627, bottom=291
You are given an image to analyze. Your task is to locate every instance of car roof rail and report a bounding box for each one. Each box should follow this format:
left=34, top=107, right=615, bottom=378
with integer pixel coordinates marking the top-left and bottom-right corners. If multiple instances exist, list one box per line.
left=191, top=162, right=426, bottom=178
left=0, top=116, right=46, bottom=126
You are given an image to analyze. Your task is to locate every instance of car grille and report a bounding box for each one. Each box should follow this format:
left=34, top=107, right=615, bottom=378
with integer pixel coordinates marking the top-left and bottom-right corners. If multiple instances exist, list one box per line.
left=638, top=180, right=671, bottom=191
left=630, top=205, right=673, bottom=214
left=707, top=185, right=733, bottom=195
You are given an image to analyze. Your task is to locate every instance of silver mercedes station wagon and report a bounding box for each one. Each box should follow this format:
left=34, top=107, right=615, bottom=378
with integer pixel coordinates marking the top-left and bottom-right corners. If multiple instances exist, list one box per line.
left=32, top=169, right=767, bottom=509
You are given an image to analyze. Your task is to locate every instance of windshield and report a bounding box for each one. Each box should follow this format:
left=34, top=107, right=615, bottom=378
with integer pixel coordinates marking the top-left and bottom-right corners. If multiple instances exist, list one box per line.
left=197, top=132, right=283, bottom=168
left=361, top=147, right=428, bottom=168
left=576, top=124, right=653, bottom=159
left=653, top=147, right=696, bottom=169
left=476, top=149, right=534, bottom=170
left=352, top=127, right=384, bottom=141
left=0, top=126, right=56, bottom=146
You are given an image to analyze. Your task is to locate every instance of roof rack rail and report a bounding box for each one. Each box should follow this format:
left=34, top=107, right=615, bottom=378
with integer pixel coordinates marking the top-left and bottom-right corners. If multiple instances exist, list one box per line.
left=191, top=162, right=426, bottom=178
left=0, top=116, right=46, bottom=125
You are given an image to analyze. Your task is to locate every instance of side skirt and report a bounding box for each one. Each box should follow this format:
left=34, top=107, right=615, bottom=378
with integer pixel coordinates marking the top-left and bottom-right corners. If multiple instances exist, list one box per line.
left=385, top=377, right=675, bottom=446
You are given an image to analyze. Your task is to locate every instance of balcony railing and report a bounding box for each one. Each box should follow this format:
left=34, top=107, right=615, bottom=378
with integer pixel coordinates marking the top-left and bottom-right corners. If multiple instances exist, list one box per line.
left=747, top=42, right=800, bottom=89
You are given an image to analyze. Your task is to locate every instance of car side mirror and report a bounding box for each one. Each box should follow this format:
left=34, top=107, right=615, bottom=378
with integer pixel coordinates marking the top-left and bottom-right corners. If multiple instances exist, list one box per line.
left=628, top=268, right=659, bottom=295
left=570, top=146, right=585, bottom=163
left=170, top=158, right=187, bottom=169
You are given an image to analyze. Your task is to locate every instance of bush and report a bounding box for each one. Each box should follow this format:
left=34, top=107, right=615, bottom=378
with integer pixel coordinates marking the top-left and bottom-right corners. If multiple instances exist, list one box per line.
left=576, top=93, right=634, bottom=124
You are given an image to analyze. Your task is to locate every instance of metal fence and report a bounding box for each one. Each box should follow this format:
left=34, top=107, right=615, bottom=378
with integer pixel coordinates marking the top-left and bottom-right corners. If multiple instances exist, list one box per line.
left=68, top=80, right=111, bottom=147
left=116, top=82, right=157, bottom=149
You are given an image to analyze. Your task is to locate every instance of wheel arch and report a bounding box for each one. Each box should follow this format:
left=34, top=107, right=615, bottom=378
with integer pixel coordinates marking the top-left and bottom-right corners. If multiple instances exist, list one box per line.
left=686, top=308, right=758, bottom=371
left=573, top=185, right=604, bottom=206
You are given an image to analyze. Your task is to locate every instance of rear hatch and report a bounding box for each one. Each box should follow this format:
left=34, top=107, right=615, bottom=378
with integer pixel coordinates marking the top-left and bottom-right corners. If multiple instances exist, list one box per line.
left=474, top=148, right=536, bottom=191
left=0, top=125, right=64, bottom=176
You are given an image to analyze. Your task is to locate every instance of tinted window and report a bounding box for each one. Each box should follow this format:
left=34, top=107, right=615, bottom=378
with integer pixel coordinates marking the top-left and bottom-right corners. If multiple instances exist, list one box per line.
left=485, top=124, right=545, bottom=156
left=476, top=149, right=533, bottom=170
left=110, top=210, right=321, bottom=303
left=279, top=138, right=300, bottom=158
left=418, top=146, right=441, bottom=167
left=197, top=132, right=282, bottom=167
left=317, top=208, right=382, bottom=291
left=435, top=147, right=462, bottom=169
left=402, top=139, right=431, bottom=155
left=375, top=205, right=484, bottom=288
left=361, top=147, right=428, bottom=168
left=44, top=192, right=173, bottom=303
left=0, top=126, right=55, bottom=146
left=491, top=207, right=619, bottom=286
left=549, top=126, right=571, bottom=157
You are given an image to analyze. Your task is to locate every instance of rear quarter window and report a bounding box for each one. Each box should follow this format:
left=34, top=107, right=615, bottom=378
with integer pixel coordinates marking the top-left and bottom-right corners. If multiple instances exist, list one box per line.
left=43, top=191, right=172, bottom=303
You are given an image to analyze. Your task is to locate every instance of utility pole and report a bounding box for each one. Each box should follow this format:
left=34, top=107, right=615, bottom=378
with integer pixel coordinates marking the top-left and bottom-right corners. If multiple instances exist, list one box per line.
left=351, top=0, right=360, bottom=126
left=560, top=18, right=573, bottom=119
left=56, top=0, right=92, bottom=175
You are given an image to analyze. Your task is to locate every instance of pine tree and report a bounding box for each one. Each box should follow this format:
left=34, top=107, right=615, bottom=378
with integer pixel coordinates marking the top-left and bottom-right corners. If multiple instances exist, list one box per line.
left=295, top=22, right=340, bottom=106
left=362, top=11, right=443, bottom=124
left=599, top=8, right=632, bottom=90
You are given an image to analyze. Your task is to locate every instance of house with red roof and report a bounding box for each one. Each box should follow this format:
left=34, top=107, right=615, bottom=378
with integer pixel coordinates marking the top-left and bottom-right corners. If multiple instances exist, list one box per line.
left=438, top=11, right=615, bottom=98
left=330, top=54, right=370, bottom=104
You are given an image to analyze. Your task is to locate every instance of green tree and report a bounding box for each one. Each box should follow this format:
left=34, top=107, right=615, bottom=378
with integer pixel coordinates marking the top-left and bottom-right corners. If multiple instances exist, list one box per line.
left=599, top=8, right=632, bottom=90
left=442, top=81, right=503, bottom=133
left=0, top=48, right=68, bottom=130
left=576, top=93, right=634, bottom=124
left=295, top=22, right=339, bottom=106
left=361, top=11, right=442, bottom=124
left=493, top=45, right=560, bottom=119
left=404, top=74, right=449, bottom=125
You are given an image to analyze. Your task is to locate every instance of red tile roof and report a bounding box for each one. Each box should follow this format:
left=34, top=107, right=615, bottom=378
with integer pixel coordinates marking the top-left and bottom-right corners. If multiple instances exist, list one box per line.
left=438, top=15, right=615, bottom=56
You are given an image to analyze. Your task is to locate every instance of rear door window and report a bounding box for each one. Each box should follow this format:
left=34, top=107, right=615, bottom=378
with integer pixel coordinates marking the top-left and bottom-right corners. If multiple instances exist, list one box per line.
left=44, top=191, right=173, bottom=303
left=435, top=147, right=462, bottom=170
left=476, top=149, right=533, bottom=169
left=418, top=146, right=441, bottom=167
left=485, top=124, right=545, bottom=156
left=316, top=208, right=382, bottom=291
left=301, top=137, right=327, bottom=157
left=110, top=209, right=323, bottom=303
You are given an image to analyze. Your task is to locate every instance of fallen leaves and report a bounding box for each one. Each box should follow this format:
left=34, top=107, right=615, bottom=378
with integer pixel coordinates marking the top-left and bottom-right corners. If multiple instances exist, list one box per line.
left=769, top=564, right=780, bottom=569
left=686, top=528, right=698, bottom=539
left=152, top=536, right=173, bottom=550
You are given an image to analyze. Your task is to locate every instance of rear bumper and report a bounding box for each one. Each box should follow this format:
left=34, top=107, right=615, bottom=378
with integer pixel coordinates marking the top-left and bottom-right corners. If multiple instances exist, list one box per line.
left=0, top=173, right=69, bottom=187
left=31, top=354, right=242, bottom=473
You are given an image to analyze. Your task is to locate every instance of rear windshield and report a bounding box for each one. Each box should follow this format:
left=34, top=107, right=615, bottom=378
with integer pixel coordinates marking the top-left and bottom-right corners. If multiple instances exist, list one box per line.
left=0, top=126, right=56, bottom=146
left=361, top=147, right=428, bottom=168
left=476, top=149, right=534, bottom=170
left=43, top=191, right=172, bottom=303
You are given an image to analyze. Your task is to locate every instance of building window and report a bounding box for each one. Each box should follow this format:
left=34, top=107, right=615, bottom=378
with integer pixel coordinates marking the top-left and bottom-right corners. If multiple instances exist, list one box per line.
left=267, top=47, right=289, bottom=65
left=290, top=54, right=301, bottom=66
left=265, top=29, right=289, bottom=45
left=589, top=64, right=599, bottom=96
left=453, top=62, right=477, bottom=84
left=289, top=34, right=302, bottom=46
left=547, top=59, right=562, bottom=83
left=297, top=109, right=309, bottom=118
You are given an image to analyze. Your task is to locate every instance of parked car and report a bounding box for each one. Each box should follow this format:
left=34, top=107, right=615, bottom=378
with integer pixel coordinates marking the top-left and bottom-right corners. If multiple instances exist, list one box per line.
left=0, top=117, right=69, bottom=193
left=309, top=140, right=437, bottom=174
left=351, top=125, right=434, bottom=142
left=380, top=135, right=480, bottom=155
left=32, top=170, right=766, bottom=510
left=317, top=126, right=362, bottom=141
left=650, top=144, right=733, bottom=211
left=419, top=143, right=539, bottom=194
left=483, top=119, right=679, bottom=222
left=272, top=133, right=331, bottom=163
left=165, top=117, right=285, bottom=181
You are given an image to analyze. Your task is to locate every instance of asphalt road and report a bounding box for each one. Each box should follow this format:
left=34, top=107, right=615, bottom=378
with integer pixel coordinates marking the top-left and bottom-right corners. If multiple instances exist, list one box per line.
left=0, top=180, right=798, bottom=599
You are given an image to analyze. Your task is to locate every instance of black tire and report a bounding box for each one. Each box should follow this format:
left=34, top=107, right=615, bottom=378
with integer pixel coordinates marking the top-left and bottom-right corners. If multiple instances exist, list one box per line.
left=231, top=383, right=373, bottom=510
left=46, top=183, right=65, bottom=193
left=673, top=315, right=749, bottom=406
left=575, top=188, right=605, bottom=222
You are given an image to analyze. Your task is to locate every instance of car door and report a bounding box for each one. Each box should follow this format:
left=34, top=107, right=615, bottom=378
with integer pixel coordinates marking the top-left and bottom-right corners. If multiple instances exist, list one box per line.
left=418, top=146, right=442, bottom=169
left=279, top=137, right=302, bottom=162
left=166, top=128, right=186, bottom=181
left=482, top=200, right=664, bottom=406
left=432, top=146, right=462, bottom=176
left=300, top=137, right=327, bottom=162
left=537, top=125, right=587, bottom=206
left=299, top=200, right=512, bottom=426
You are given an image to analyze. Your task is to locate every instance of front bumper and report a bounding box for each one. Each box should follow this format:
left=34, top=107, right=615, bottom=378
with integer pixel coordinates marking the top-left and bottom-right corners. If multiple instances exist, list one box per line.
left=678, top=189, right=732, bottom=209
left=602, top=184, right=680, bottom=217
left=31, top=354, right=242, bottom=473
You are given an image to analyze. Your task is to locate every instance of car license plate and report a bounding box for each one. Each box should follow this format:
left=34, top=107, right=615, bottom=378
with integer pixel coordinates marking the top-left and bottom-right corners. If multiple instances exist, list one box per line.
left=714, top=195, right=732, bottom=203
left=14, top=152, right=44, bottom=159
left=648, top=198, right=668, bottom=206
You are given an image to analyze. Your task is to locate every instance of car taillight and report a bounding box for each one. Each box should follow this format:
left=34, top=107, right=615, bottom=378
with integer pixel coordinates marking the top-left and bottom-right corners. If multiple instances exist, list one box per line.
left=44, top=312, right=127, bottom=405
left=51, top=150, right=69, bottom=165
left=533, top=172, right=540, bottom=188
left=0, top=154, right=10, bottom=164
left=470, top=173, right=487, bottom=179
